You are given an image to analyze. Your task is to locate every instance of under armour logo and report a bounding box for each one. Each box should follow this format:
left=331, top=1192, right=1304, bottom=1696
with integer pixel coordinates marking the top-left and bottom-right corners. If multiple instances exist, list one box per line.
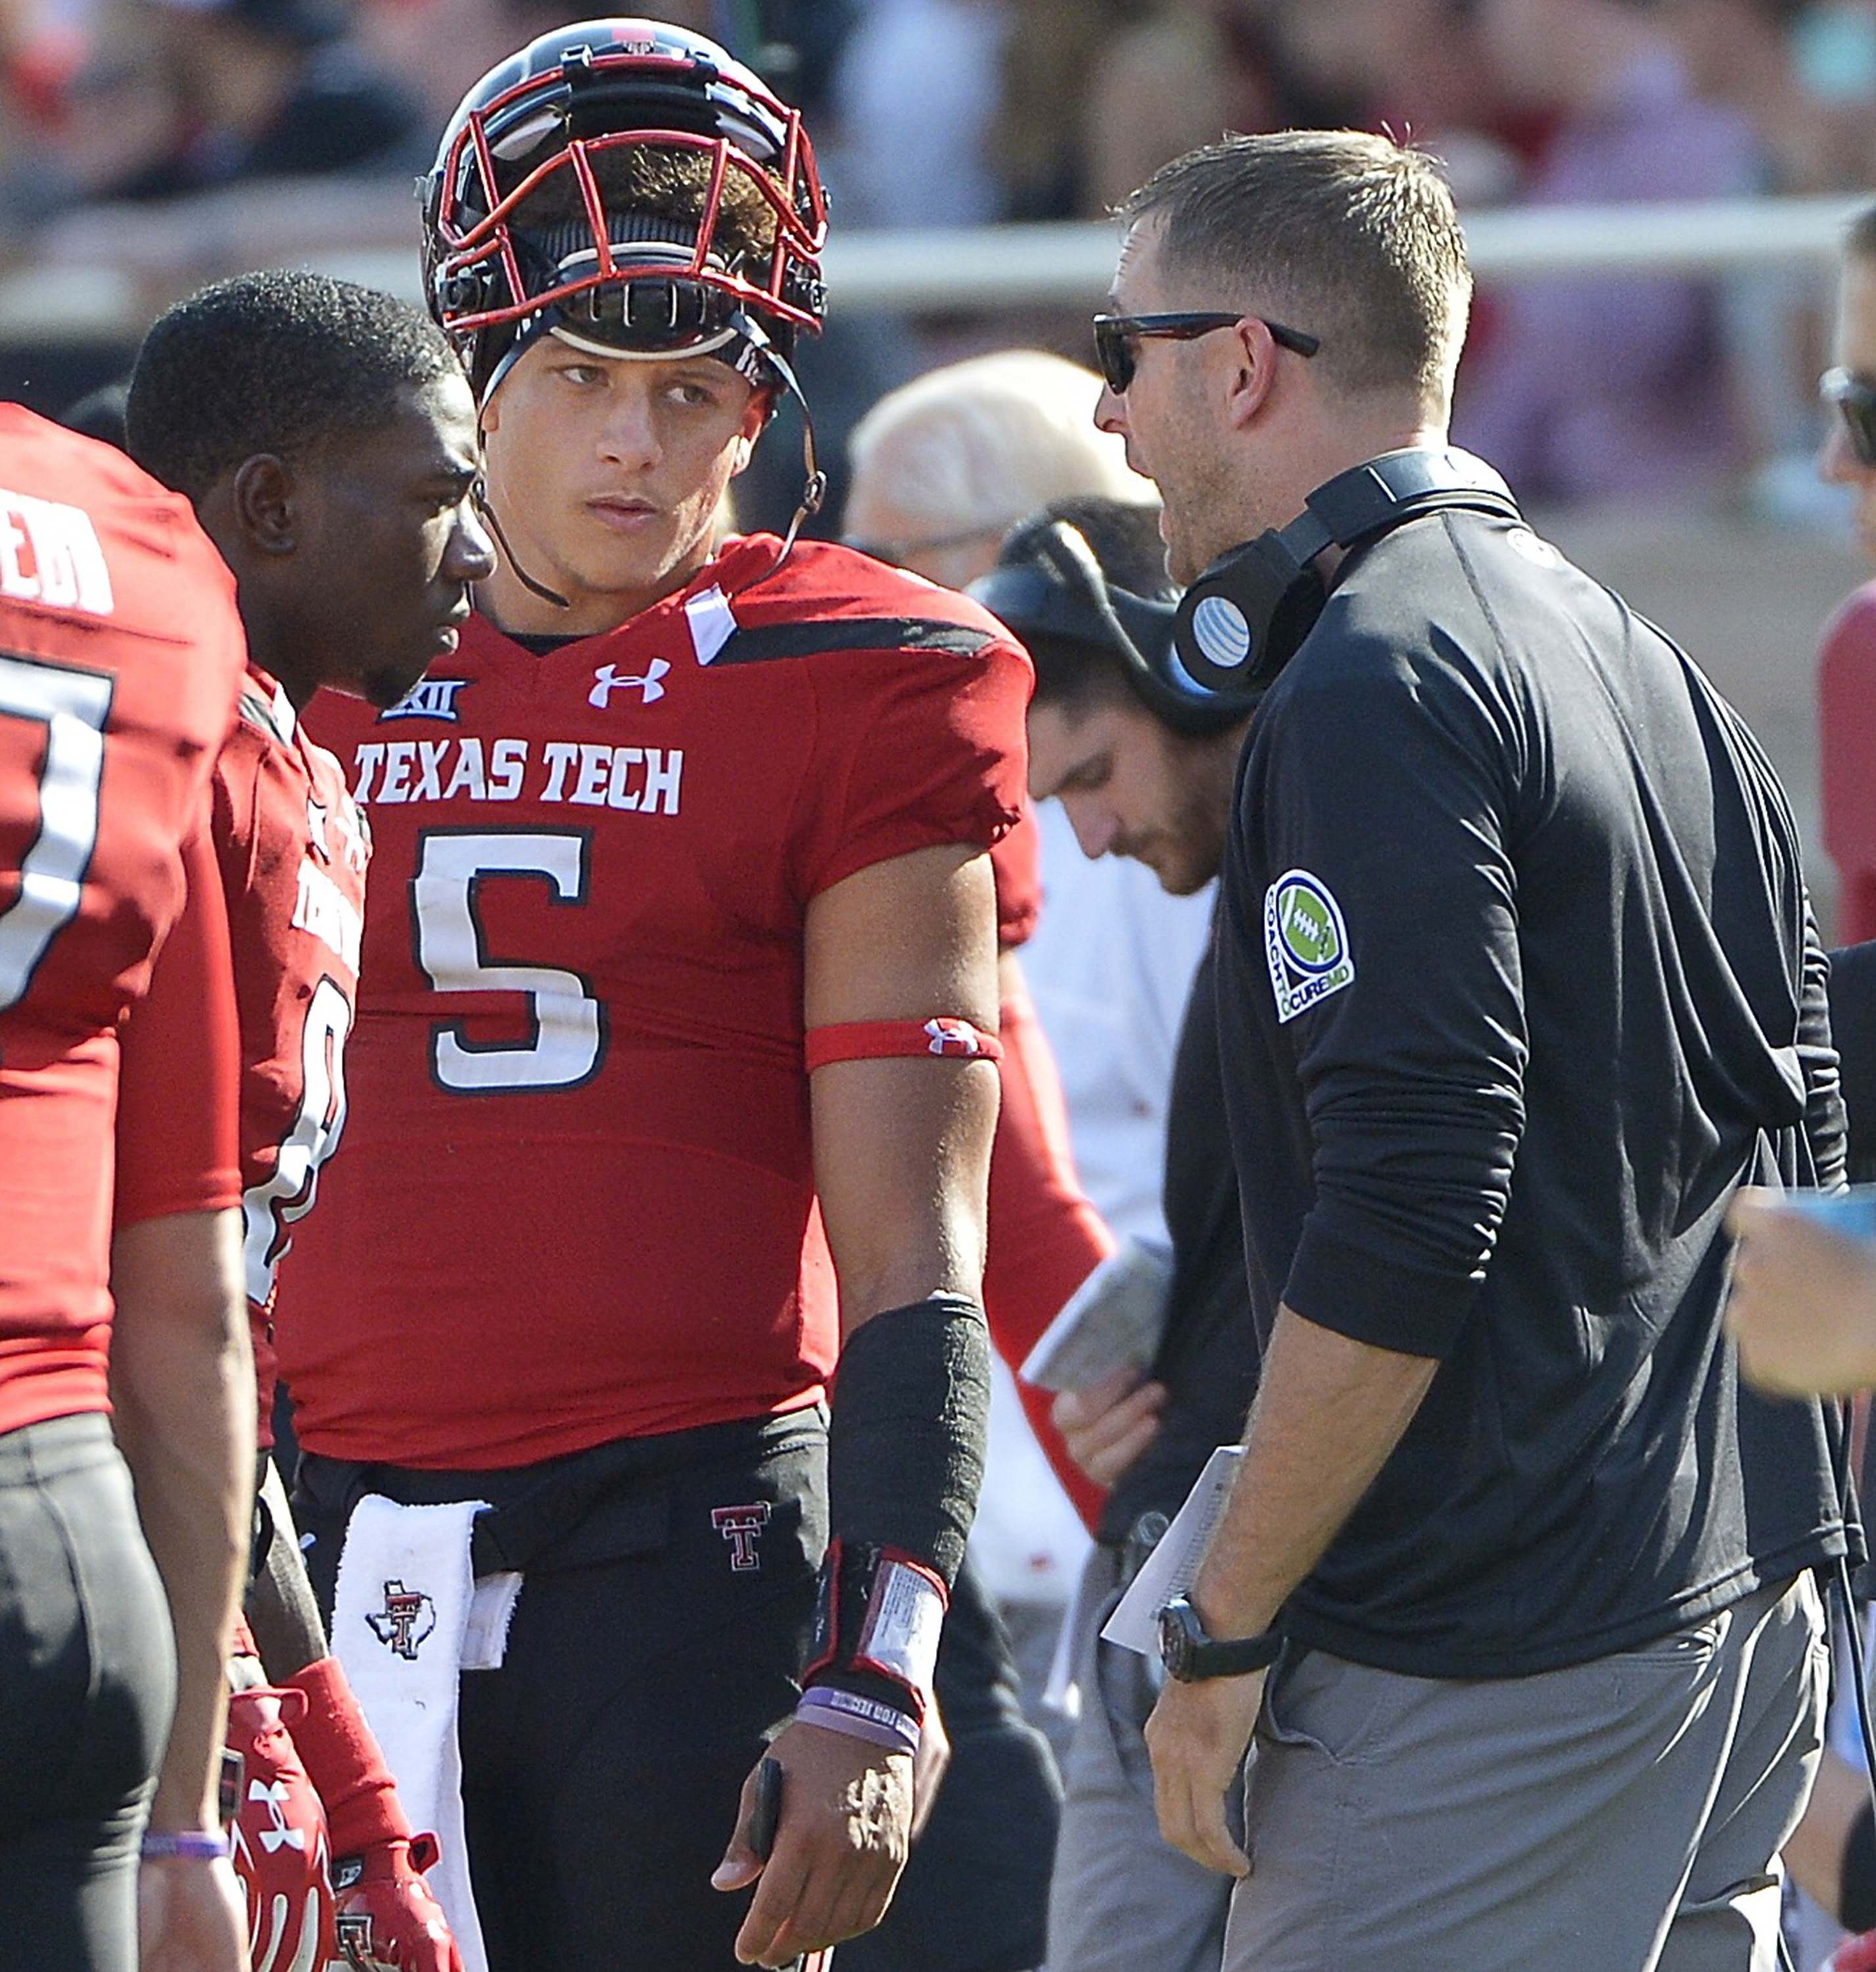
left=713, top=1503, right=772, bottom=1572
left=365, top=1580, right=436, bottom=1659
left=922, top=1018, right=989, bottom=1057
left=247, top=1777, right=308, bottom=1854
left=380, top=677, right=469, bottom=722
left=590, top=659, right=670, bottom=707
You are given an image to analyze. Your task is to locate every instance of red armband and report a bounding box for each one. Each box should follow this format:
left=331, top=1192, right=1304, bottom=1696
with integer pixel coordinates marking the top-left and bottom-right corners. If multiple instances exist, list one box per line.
left=805, top=1017, right=1002, bottom=1071
left=283, top=1655, right=411, bottom=1859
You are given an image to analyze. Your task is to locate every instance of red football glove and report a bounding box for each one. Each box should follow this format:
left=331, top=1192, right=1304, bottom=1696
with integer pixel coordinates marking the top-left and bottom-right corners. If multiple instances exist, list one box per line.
left=331, top=1834, right=462, bottom=1972
left=285, top=1656, right=463, bottom=1972
left=1831, top=1933, right=1876, bottom=1972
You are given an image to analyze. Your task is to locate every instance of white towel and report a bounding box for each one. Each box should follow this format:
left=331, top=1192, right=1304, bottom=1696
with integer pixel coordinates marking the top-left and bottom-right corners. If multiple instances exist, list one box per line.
left=329, top=1496, right=523, bottom=1972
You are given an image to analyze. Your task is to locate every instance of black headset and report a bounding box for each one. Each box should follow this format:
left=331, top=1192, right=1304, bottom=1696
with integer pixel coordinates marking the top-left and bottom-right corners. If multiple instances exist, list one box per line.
left=1168, top=446, right=1522, bottom=718
left=968, top=515, right=1244, bottom=737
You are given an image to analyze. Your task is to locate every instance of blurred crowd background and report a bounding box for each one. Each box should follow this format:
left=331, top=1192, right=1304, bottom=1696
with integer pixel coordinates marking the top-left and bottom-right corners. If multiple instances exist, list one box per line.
left=7, top=0, right=1876, bottom=517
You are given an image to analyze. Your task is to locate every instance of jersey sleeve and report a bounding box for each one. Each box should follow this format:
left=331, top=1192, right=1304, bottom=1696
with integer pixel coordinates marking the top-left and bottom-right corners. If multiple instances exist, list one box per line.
left=1242, top=634, right=1525, bottom=1361
left=990, top=805, right=1043, bottom=951
left=794, top=630, right=1031, bottom=902
left=114, top=824, right=241, bottom=1227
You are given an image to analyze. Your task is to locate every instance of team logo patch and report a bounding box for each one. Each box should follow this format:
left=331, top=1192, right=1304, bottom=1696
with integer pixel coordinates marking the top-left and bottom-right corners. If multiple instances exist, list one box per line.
left=590, top=659, right=669, bottom=707
left=1264, top=868, right=1354, bottom=1023
left=379, top=678, right=469, bottom=722
left=365, top=1579, right=437, bottom=1659
left=713, top=1503, right=772, bottom=1572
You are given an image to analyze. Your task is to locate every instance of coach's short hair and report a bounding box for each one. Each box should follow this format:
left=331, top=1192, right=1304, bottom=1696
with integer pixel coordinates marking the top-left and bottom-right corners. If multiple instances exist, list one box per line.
left=126, top=269, right=461, bottom=500
left=847, top=349, right=1154, bottom=539
left=1121, top=129, right=1471, bottom=413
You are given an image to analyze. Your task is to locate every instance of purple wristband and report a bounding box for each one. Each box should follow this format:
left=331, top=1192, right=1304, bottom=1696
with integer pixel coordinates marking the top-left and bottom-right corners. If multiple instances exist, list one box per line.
left=141, top=1829, right=230, bottom=1861
left=796, top=1685, right=921, bottom=1756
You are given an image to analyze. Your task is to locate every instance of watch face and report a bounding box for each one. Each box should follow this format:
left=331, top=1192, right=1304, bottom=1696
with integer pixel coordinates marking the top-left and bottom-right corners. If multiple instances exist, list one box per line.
left=1157, top=1599, right=1198, bottom=1681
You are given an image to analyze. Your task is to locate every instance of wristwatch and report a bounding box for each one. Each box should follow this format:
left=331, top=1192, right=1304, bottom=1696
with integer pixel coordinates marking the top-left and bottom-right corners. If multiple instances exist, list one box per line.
left=1156, top=1594, right=1283, bottom=1682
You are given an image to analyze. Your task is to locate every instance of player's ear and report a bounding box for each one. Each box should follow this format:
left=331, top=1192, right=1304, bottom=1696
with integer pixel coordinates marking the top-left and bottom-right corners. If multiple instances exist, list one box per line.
left=230, top=454, right=300, bottom=557
left=737, top=386, right=775, bottom=455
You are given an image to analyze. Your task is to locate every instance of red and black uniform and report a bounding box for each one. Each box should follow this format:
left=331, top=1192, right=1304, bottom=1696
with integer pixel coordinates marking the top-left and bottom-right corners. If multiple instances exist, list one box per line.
left=0, top=406, right=243, bottom=1972
left=280, top=534, right=1028, bottom=1970
left=199, top=669, right=456, bottom=1972
left=212, top=667, right=367, bottom=1451
left=285, top=534, right=1025, bottom=1462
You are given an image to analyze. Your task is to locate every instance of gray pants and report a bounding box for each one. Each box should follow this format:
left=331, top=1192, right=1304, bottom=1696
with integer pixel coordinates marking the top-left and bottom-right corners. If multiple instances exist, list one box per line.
left=1225, top=1572, right=1829, bottom=1972
left=1047, top=1544, right=1233, bottom=1972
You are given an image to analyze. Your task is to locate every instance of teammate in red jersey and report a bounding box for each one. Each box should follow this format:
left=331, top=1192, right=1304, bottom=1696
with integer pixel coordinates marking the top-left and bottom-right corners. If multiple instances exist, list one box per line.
left=275, top=20, right=1028, bottom=1971
left=123, top=267, right=496, bottom=1972
left=0, top=405, right=250, bottom=1971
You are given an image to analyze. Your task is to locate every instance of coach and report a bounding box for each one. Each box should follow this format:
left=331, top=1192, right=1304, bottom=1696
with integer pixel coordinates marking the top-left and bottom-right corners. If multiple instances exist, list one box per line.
left=1098, top=128, right=1855, bottom=1971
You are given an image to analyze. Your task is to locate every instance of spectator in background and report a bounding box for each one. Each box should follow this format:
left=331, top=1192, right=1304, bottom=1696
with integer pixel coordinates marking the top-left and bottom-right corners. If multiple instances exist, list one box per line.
left=824, top=0, right=1005, bottom=229
left=2, top=0, right=421, bottom=229
left=1455, top=0, right=1761, bottom=504
left=972, top=493, right=1255, bottom=1972
left=1659, top=0, right=1875, bottom=518
left=845, top=347, right=1213, bottom=1576
left=103, top=0, right=424, bottom=199
left=841, top=349, right=1221, bottom=1972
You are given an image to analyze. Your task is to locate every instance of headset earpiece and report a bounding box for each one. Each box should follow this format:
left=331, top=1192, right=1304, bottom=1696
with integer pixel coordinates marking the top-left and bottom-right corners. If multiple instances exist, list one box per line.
left=969, top=519, right=1244, bottom=738
left=1167, top=447, right=1520, bottom=717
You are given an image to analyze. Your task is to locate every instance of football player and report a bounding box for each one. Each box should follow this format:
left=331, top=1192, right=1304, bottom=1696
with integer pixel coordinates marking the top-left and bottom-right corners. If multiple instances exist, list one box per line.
left=124, top=267, right=495, bottom=1972
left=0, top=408, right=249, bottom=1971
left=276, top=19, right=1029, bottom=1971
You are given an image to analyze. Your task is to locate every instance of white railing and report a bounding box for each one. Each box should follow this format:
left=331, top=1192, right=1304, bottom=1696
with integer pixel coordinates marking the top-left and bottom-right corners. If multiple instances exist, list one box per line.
left=0, top=191, right=1867, bottom=344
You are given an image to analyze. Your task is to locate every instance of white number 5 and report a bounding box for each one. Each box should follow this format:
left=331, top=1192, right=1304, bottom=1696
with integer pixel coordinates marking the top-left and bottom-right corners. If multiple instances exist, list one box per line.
left=0, top=651, right=114, bottom=1012
left=412, top=830, right=604, bottom=1092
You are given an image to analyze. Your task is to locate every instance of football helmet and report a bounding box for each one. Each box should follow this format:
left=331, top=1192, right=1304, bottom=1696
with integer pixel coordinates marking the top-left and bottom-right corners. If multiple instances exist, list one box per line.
left=422, top=18, right=827, bottom=402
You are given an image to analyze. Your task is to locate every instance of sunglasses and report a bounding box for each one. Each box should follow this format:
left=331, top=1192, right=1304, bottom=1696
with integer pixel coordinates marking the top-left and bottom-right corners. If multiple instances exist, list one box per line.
left=1092, top=310, right=1321, bottom=394
left=1823, top=367, right=1876, bottom=467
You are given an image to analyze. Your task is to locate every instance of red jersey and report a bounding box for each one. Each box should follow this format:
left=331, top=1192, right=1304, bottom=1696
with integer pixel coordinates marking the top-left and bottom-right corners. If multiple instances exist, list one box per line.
left=992, top=805, right=1041, bottom=950
left=279, top=534, right=1030, bottom=1467
left=213, top=667, right=368, bottom=1447
left=0, top=406, right=245, bottom=1435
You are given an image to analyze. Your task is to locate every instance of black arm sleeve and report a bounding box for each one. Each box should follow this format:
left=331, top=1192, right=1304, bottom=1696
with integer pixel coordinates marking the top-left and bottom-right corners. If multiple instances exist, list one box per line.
left=826, top=1292, right=990, bottom=1587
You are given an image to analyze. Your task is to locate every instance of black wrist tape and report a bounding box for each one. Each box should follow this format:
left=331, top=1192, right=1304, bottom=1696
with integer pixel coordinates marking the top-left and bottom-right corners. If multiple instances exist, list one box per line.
left=804, top=1294, right=990, bottom=1715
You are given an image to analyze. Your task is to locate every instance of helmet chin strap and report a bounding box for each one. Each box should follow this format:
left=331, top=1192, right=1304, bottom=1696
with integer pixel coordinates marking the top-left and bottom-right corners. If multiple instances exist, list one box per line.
left=726, top=312, right=827, bottom=586
left=469, top=304, right=828, bottom=621
left=472, top=474, right=573, bottom=612
left=473, top=313, right=574, bottom=611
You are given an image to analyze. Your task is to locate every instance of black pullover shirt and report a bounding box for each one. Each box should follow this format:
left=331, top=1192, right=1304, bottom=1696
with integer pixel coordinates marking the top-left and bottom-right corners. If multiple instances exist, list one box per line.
left=1216, top=504, right=1855, bottom=1679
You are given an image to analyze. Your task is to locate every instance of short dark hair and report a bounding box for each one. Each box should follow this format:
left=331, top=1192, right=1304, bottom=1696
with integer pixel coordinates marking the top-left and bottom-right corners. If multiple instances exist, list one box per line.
left=1120, top=129, right=1470, bottom=408
left=126, top=270, right=461, bottom=499
left=1010, top=496, right=1175, bottom=715
left=513, top=143, right=782, bottom=271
